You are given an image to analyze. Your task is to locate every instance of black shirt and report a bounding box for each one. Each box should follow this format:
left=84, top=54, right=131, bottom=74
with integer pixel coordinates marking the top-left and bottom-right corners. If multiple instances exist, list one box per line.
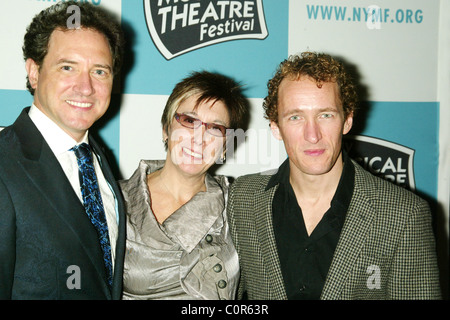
left=269, top=151, right=355, bottom=299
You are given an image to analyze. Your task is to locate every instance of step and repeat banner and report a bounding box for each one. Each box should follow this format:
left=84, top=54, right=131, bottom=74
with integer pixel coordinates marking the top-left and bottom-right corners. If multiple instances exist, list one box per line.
left=0, top=0, right=448, bottom=290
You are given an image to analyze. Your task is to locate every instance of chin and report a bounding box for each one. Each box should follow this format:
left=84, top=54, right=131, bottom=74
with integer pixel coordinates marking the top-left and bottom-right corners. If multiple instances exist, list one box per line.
left=179, top=163, right=210, bottom=176
left=298, top=161, right=334, bottom=176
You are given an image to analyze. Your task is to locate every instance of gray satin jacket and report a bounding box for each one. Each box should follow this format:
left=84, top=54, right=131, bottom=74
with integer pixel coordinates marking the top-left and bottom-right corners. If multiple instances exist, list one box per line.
left=120, top=160, right=239, bottom=300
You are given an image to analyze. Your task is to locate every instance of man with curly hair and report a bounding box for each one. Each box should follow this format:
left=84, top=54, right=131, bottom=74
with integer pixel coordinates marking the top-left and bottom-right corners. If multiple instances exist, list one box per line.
left=227, top=52, right=441, bottom=299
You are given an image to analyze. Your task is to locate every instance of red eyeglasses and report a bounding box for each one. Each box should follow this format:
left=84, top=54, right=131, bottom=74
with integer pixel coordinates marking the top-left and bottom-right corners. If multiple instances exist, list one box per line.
left=174, top=113, right=230, bottom=137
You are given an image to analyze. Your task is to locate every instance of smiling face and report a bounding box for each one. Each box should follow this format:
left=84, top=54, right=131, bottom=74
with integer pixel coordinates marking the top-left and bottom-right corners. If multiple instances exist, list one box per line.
left=26, top=28, right=114, bottom=142
left=271, top=76, right=353, bottom=179
left=164, top=94, right=230, bottom=178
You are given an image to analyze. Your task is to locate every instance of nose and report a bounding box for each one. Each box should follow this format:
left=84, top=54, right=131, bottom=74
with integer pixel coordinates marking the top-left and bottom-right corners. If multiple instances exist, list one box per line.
left=73, top=71, right=95, bottom=96
left=192, top=123, right=206, bottom=146
left=304, top=119, right=322, bottom=144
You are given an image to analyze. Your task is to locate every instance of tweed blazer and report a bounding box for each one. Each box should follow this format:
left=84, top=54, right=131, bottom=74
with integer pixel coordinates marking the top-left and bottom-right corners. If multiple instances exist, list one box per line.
left=227, top=160, right=441, bottom=300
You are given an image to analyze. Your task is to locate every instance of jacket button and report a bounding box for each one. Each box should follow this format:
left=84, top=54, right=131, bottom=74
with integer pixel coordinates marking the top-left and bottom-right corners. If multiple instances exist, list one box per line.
left=218, top=280, right=227, bottom=289
left=217, top=280, right=227, bottom=289
left=213, top=263, right=222, bottom=273
left=205, top=234, right=213, bottom=243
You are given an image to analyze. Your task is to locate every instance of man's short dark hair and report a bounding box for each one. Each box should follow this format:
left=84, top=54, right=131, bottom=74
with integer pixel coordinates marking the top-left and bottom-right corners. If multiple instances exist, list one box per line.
left=23, top=1, right=124, bottom=95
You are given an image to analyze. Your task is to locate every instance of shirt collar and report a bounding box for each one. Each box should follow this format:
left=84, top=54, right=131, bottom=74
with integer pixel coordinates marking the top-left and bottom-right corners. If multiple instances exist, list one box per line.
left=266, top=157, right=289, bottom=191
left=268, top=150, right=355, bottom=226
left=28, top=104, right=89, bottom=155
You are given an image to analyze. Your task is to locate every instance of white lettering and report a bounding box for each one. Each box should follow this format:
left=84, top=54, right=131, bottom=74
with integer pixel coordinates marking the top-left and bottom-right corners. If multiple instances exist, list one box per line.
left=201, top=2, right=220, bottom=22
left=366, top=265, right=381, bottom=289
left=188, top=3, right=201, bottom=25
left=171, top=4, right=188, bottom=31
left=158, top=6, right=172, bottom=34
left=217, top=1, right=231, bottom=19
left=380, top=157, right=396, bottom=173
left=200, top=23, right=208, bottom=41
left=397, top=158, right=406, bottom=172
left=181, top=304, right=216, bottom=317
left=66, top=5, right=81, bottom=29
left=199, top=18, right=255, bottom=41
left=66, top=265, right=81, bottom=290
left=230, top=1, right=243, bottom=18
left=244, top=1, right=255, bottom=17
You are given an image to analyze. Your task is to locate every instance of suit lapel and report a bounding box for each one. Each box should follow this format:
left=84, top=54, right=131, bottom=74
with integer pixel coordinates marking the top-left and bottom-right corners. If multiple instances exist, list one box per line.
left=321, top=163, right=377, bottom=299
left=18, top=151, right=103, bottom=251
left=13, top=110, right=111, bottom=297
left=253, top=183, right=288, bottom=299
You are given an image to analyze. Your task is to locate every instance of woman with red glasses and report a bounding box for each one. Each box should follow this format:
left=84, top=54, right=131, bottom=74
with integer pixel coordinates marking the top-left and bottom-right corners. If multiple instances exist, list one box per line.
left=120, top=71, right=248, bottom=300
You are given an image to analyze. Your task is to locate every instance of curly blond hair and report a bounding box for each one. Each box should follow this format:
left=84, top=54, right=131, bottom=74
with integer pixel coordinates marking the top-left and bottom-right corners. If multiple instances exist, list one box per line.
left=263, top=52, right=358, bottom=123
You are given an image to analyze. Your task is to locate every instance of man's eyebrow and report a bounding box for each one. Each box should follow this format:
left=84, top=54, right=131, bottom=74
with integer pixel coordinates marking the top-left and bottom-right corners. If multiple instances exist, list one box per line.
left=93, top=63, right=112, bottom=71
left=56, top=59, right=112, bottom=72
left=56, top=59, right=77, bottom=65
left=281, top=106, right=339, bottom=116
left=317, top=106, right=340, bottom=113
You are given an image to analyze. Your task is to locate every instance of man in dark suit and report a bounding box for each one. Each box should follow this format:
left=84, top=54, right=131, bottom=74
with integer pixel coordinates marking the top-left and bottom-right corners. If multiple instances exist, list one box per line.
left=0, top=1, right=126, bottom=299
left=227, top=52, right=441, bottom=299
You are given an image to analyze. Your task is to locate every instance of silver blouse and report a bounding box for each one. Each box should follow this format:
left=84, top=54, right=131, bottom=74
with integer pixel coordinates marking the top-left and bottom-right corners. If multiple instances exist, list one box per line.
left=120, top=160, right=239, bottom=300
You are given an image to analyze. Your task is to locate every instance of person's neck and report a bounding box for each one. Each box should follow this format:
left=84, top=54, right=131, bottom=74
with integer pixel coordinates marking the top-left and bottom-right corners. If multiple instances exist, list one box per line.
left=288, top=155, right=344, bottom=235
left=158, top=164, right=206, bottom=204
left=289, top=156, right=343, bottom=204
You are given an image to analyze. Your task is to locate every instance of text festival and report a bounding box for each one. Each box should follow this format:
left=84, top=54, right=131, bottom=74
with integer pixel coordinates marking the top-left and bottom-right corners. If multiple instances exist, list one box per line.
left=156, top=0, right=258, bottom=41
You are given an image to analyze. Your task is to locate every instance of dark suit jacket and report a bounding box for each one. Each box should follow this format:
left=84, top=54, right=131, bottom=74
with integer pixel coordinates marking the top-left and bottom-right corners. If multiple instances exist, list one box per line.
left=0, top=108, right=126, bottom=299
left=227, top=160, right=442, bottom=300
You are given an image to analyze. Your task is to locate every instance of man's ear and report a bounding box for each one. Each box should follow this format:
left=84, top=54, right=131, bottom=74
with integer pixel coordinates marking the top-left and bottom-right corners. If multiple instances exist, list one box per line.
left=25, top=58, right=39, bottom=90
left=343, top=112, right=353, bottom=135
left=270, top=121, right=283, bottom=141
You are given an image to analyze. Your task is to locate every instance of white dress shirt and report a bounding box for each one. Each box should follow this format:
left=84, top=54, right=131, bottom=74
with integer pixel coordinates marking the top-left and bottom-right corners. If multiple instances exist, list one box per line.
left=28, top=105, right=118, bottom=269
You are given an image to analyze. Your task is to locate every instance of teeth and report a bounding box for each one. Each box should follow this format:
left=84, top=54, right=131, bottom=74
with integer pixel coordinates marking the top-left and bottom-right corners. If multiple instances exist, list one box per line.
left=66, top=100, right=92, bottom=108
left=183, top=147, right=202, bottom=159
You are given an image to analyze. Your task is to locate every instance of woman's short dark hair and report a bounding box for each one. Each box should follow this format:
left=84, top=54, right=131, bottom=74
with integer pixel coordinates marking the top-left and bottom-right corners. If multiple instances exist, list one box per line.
left=23, top=1, right=124, bottom=95
left=161, top=71, right=248, bottom=134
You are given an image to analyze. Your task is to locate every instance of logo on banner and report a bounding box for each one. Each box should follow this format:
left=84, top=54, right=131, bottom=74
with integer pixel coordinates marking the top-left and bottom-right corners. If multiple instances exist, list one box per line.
left=144, top=0, right=268, bottom=60
left=344, top=135, right=416, bottom=191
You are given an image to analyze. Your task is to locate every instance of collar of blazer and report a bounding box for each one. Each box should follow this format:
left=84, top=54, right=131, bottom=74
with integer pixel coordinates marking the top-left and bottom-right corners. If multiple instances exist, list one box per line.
left=321, top=161, right=378, bottom=299
left=252, top=178, right=288, bottom=299
left=11, top=108, right=114, bottom=298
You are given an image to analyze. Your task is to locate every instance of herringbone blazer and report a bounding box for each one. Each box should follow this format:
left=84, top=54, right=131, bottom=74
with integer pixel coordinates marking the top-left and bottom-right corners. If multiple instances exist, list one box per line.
left=227, top=160, right=441, bottom=300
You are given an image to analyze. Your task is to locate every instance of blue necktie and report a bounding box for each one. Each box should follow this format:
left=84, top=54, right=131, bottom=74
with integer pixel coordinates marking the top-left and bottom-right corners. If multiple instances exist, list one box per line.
left=71, top=143, right=113, bottom=287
